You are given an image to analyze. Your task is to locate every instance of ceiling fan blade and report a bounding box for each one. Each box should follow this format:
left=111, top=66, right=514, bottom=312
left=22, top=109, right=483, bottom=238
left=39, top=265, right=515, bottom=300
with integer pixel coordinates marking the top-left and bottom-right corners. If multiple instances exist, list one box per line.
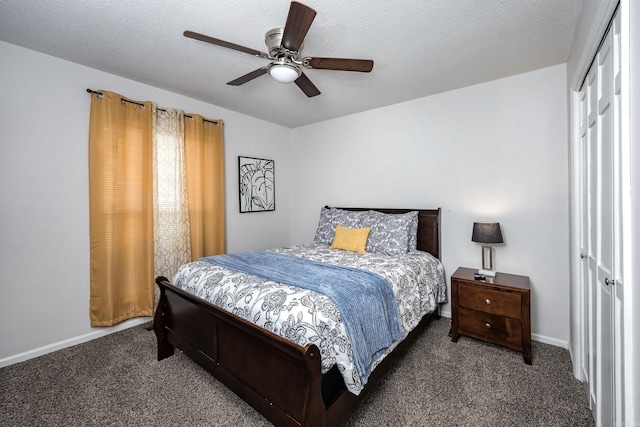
left=305, top=57, right=374, bottom=72
left=227, top=67, right=268, bottom=86
left=184, top=30, right=269, bottom=58
left=294, top=72, right=321, bottom=97
left=281, top=2, right=317, bottom=52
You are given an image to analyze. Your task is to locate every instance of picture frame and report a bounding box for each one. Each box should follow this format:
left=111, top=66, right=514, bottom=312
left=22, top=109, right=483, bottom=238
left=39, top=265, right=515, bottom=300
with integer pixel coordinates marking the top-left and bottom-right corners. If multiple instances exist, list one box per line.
left=238, top=156, right=275, bottom=213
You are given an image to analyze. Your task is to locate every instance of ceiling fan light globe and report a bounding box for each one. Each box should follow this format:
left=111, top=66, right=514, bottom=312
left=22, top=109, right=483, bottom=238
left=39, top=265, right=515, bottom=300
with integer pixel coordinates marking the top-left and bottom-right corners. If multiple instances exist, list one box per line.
left=268, top=63, right=301, bottom=83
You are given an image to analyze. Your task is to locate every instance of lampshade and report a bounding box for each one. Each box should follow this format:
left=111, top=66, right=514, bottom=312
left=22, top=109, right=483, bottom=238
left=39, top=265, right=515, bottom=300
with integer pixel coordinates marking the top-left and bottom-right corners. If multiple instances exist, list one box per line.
left=472, top=222, right=503, bottom=244
left=268, top=62, right=301, bottom=83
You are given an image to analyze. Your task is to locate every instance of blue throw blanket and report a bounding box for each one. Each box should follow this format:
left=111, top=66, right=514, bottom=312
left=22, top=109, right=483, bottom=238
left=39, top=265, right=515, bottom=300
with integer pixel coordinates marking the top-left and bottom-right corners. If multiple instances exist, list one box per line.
left=200, top=251, right=403, bottom=385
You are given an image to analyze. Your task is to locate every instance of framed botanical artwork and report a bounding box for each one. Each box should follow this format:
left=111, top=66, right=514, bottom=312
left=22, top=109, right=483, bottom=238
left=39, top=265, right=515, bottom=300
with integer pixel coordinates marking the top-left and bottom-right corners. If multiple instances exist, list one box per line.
left=238, top=156, right=275, bottom=213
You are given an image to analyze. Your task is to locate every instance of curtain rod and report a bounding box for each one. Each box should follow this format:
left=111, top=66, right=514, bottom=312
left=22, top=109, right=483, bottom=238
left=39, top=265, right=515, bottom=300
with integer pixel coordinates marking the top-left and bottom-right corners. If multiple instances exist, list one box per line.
left=86, top=89, right=220, bottom=125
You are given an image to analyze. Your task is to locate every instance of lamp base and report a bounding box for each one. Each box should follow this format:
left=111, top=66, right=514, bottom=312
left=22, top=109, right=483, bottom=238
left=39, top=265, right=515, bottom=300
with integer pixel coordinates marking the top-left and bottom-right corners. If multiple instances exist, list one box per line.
left=477, top=268, right=496, bottom=277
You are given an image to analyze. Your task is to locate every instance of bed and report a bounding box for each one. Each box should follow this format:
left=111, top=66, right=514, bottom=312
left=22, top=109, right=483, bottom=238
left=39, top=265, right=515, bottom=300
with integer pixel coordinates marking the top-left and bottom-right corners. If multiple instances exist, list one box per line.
left=153, top=207, right=445, bottom=426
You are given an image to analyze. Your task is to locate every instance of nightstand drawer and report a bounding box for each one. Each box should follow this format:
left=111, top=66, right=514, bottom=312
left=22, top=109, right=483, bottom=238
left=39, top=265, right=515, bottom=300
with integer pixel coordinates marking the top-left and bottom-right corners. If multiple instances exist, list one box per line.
left=458, top=282, right=522, bottom=318
left=458, top=307, right=523, bottom=349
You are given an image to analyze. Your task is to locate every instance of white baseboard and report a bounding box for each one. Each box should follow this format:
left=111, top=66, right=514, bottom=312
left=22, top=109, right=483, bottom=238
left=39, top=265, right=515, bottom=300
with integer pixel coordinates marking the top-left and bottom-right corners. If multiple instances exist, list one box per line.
left=436, top=311, right=569, bottom=349
left=0, top=317, right=152, bottom=368
left=531, top=333, right=569, bottom=349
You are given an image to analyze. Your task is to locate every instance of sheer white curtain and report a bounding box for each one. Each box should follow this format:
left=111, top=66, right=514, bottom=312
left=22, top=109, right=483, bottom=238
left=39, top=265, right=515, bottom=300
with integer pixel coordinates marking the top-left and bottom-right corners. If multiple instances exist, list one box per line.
left=152, top=105, right=191, bottom=285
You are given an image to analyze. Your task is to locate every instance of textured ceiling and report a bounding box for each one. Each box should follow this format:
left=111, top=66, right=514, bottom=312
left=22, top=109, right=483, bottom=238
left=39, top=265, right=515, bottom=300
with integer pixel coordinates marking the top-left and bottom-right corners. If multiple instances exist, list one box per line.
left=0, top=0, right=582, bottom=128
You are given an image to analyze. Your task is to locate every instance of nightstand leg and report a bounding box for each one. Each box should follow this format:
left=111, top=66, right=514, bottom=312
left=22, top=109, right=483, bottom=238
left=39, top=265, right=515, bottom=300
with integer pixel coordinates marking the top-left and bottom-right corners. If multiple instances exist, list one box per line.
left=450, top=326, right=459, bottom=343
left=523, top=343, right=532, bottom=365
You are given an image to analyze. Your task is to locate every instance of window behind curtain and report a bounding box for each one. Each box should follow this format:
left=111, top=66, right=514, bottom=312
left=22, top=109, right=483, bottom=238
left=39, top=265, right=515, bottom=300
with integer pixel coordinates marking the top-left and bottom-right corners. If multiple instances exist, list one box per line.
left=152, top=105, right=191, bottom=281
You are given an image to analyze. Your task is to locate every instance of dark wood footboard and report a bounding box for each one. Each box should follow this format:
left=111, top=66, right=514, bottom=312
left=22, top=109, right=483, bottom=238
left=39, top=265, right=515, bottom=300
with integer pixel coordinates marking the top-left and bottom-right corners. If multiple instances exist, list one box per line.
left=154, top=277, right=326, bottom=427
left=154, top=277, right=440, bottom=427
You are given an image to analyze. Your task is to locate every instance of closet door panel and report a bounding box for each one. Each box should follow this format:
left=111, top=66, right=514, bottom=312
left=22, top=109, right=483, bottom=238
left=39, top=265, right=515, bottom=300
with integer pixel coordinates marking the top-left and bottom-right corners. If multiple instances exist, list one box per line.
left=595, top=27, right=614, bottom=427
left=585, top=64, right=599, bottom=410
left=612, top=11, right=625, bottom=425
left=578, top=86, right=591, bottom=388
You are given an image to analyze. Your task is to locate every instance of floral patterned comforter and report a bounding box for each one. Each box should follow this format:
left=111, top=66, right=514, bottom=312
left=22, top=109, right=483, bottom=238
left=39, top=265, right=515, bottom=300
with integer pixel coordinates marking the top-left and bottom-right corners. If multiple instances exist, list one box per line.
left=171, top=243, right=447, bottom=395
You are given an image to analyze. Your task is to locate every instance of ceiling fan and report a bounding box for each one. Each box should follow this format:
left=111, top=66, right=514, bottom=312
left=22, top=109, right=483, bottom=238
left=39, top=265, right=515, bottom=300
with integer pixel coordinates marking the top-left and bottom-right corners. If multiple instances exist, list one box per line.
left=183, top=1, right=374, bottom=97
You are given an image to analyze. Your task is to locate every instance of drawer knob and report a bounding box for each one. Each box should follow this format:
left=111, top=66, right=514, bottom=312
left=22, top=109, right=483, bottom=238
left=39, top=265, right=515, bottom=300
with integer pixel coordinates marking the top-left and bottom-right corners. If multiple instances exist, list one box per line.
left=485, top=298, right=491, bottom=305
left=485, top=322, right=491, bottom=329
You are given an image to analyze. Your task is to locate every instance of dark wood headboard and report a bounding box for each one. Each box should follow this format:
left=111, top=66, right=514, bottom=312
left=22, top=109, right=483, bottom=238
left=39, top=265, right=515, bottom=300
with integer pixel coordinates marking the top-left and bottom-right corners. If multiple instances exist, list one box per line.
left=332, top=207, right=441, bottom=261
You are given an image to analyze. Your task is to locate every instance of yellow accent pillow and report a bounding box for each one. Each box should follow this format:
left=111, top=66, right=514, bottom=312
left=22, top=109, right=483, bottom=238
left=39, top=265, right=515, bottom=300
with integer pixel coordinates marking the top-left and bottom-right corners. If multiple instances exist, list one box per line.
left=330, top=225, right=371, bottom=254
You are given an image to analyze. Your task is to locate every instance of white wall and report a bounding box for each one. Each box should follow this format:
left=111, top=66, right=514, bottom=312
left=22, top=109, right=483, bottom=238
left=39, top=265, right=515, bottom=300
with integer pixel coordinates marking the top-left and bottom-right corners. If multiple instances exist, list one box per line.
left=290, top=64, right=570, bottom=346
left=0, top=41, right=291, bottom=364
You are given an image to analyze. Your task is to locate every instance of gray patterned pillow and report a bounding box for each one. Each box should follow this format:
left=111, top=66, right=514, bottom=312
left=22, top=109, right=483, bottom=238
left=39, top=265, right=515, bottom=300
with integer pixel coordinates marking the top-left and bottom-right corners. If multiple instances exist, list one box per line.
left=407, top=211, right=419, bottom=251
left=313, top=207, right=334, bottom=244
left=363, top=210, right=418, bottom=256
left=313, top=207, right=366, bottom=245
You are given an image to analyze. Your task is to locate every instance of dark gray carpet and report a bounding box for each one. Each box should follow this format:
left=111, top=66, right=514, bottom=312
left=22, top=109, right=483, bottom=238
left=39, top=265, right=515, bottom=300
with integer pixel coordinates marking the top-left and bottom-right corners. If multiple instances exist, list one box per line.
left=0, top=318, right=593, bottom=426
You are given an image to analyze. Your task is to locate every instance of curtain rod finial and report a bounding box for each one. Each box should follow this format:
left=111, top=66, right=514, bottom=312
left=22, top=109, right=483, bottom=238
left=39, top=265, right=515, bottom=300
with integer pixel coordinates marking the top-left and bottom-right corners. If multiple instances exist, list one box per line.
left=87, top=89, right=104, bottom=98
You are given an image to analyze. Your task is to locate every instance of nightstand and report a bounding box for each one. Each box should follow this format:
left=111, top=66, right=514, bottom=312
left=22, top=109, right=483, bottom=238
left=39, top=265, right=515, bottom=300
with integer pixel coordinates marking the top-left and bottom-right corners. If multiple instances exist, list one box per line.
left=450, top=267, right=532, bottom=364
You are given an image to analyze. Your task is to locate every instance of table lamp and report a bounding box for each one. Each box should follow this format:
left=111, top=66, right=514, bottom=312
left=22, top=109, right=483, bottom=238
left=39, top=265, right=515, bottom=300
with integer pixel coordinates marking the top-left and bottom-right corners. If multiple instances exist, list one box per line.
left=472, top=222, right=503, bottom=277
